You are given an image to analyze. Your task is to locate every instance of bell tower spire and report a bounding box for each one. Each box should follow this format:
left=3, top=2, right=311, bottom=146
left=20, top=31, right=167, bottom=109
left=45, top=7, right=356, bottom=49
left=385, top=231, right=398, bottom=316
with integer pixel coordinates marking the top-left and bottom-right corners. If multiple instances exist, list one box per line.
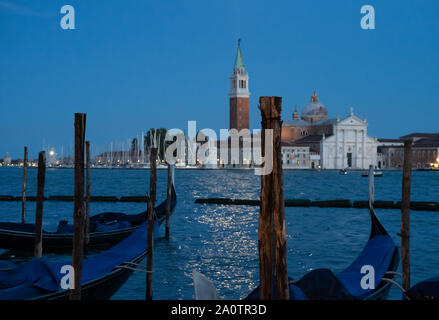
left=234, top=38, right=245, bottom=73
left=229, top=39, right=250, bottom=131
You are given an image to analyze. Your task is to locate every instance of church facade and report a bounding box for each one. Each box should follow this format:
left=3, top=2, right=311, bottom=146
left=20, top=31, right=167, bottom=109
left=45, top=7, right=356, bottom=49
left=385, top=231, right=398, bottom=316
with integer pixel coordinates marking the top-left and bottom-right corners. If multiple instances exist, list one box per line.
left=320, top=111, right=378, bottom=169
left=281, top=91, right=378, bottom=170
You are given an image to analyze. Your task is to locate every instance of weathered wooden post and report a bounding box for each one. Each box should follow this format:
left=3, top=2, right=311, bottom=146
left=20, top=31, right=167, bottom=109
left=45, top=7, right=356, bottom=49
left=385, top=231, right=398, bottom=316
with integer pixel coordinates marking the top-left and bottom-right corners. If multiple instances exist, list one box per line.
left=146, top=147, right=157, bottom=300
left=34, top=151, right=46, bottom=258
left=22, top=146, right=28, bottom=224
left=259, top=98, right=273, bottom=300
left=85, top=141, right=91, bottom=247
left=165, top=163, right=173, bottom=240
left=70, top=113, right=86, bottom=300
left=401, top=139, right=413, bottom=291
left=258, top=96, right=289, bottom=300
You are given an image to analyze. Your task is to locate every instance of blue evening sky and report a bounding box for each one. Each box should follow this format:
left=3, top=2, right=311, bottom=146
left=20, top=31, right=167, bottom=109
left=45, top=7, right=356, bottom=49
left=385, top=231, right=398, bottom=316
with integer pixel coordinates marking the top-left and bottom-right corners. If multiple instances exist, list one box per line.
left=1, top=0, right=438, bottom=158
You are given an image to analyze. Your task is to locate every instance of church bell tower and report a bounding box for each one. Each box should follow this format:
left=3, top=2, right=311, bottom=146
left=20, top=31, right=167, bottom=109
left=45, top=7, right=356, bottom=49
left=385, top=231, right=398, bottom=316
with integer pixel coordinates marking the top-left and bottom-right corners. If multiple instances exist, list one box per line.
left=229, top=39, right=250, bottom=131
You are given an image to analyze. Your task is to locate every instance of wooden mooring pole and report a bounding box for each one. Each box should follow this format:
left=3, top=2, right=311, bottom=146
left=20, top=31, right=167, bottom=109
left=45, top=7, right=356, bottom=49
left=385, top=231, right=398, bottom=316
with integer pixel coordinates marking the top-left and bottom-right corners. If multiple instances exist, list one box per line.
left=165, top=163, right=173, bottom=240
left=85, top=141, right=91, bottom=247
left=34, top=151, right=46, bottom=258
left=401, top=139, right=413, bottom=291
left=70, top=113, right=86, bottom=300
left=146, top=147, right=157, bottom=300
left=258, top=96, right=289, bottom=300
left=22, top=146, right=28, bottom=224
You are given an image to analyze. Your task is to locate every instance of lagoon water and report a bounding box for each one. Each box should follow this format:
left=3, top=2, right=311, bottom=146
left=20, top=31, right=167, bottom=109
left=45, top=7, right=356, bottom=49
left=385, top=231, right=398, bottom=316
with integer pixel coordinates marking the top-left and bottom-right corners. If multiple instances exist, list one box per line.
left=0, top=167, right=438, bottom=300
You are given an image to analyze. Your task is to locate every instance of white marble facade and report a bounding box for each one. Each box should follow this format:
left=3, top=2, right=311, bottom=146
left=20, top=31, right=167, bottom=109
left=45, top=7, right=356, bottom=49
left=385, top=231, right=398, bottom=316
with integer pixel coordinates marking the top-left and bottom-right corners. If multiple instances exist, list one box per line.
left=320, top=110, right=377, bottom=169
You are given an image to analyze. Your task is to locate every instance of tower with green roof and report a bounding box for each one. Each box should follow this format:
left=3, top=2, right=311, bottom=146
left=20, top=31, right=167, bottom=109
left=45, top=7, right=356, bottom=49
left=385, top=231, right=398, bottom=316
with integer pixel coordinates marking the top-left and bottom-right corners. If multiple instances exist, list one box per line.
left=229, top=39, right=250, bottom=131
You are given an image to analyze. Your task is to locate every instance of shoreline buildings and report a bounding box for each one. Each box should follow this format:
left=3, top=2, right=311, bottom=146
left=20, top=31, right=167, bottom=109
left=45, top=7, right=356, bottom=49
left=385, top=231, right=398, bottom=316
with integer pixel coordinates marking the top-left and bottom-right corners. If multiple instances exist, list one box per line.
left=201, top=41, right=439, bottom=170
left=223, top=41, right=439, bottom=171
left=378, top=134, right=439, bottom=169
left=3, top=42, right=439, bottom=170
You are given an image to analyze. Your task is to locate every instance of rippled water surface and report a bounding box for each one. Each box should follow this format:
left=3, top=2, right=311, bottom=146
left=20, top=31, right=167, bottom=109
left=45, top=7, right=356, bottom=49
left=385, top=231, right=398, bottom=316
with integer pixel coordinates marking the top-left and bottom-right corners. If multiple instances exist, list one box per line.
left=0, top=167, right=438, bottom=300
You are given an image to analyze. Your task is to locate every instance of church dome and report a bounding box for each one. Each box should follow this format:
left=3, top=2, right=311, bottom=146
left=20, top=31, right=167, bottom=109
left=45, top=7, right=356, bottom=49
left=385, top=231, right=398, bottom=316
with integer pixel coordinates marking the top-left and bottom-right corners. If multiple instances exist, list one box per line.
left=301, top=90, right=328, bottom=123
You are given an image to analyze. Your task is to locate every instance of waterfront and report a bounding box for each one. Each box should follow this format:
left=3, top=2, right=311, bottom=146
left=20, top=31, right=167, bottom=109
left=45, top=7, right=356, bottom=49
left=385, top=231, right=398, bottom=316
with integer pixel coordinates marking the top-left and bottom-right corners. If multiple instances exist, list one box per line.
left=0, top=167, right=438, bottom=300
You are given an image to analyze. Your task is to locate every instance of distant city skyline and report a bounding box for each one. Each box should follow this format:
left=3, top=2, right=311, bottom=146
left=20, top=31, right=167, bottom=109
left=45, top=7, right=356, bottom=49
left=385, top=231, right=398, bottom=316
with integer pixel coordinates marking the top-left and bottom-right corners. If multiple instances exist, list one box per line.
left=1, top=0, right=438, bottom=158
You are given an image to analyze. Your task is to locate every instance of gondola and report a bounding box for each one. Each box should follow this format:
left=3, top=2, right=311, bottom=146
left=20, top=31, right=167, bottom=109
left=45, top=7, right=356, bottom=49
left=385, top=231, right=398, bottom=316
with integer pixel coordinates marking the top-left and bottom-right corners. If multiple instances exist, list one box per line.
left=245, top=206, right=399, bottom=300
left=0, top=185, right=176, bottom=252
left=0, top=214, right=158, bottom=300
left=339, top=168, right=348, bottom=175
left=404, top=276, right=439, bottom=300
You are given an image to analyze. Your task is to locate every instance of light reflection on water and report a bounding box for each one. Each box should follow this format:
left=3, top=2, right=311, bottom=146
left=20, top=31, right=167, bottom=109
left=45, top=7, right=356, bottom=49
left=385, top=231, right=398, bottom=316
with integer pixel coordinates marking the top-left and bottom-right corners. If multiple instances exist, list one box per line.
left=0, top=168, right=438, bottom=300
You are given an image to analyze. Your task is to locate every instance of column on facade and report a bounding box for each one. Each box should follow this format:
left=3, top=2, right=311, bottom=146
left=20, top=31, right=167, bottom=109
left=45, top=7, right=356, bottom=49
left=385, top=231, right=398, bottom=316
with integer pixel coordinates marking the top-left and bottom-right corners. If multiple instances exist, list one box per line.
left=362, top=130, right=366, bottom=169
left=335, top=128, right=339, bottom=169
left=388, top=149, right=391, bottom=168
left=342, top=129, right=345, bottom=169
left=355, top=129, right=358, bottom=168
